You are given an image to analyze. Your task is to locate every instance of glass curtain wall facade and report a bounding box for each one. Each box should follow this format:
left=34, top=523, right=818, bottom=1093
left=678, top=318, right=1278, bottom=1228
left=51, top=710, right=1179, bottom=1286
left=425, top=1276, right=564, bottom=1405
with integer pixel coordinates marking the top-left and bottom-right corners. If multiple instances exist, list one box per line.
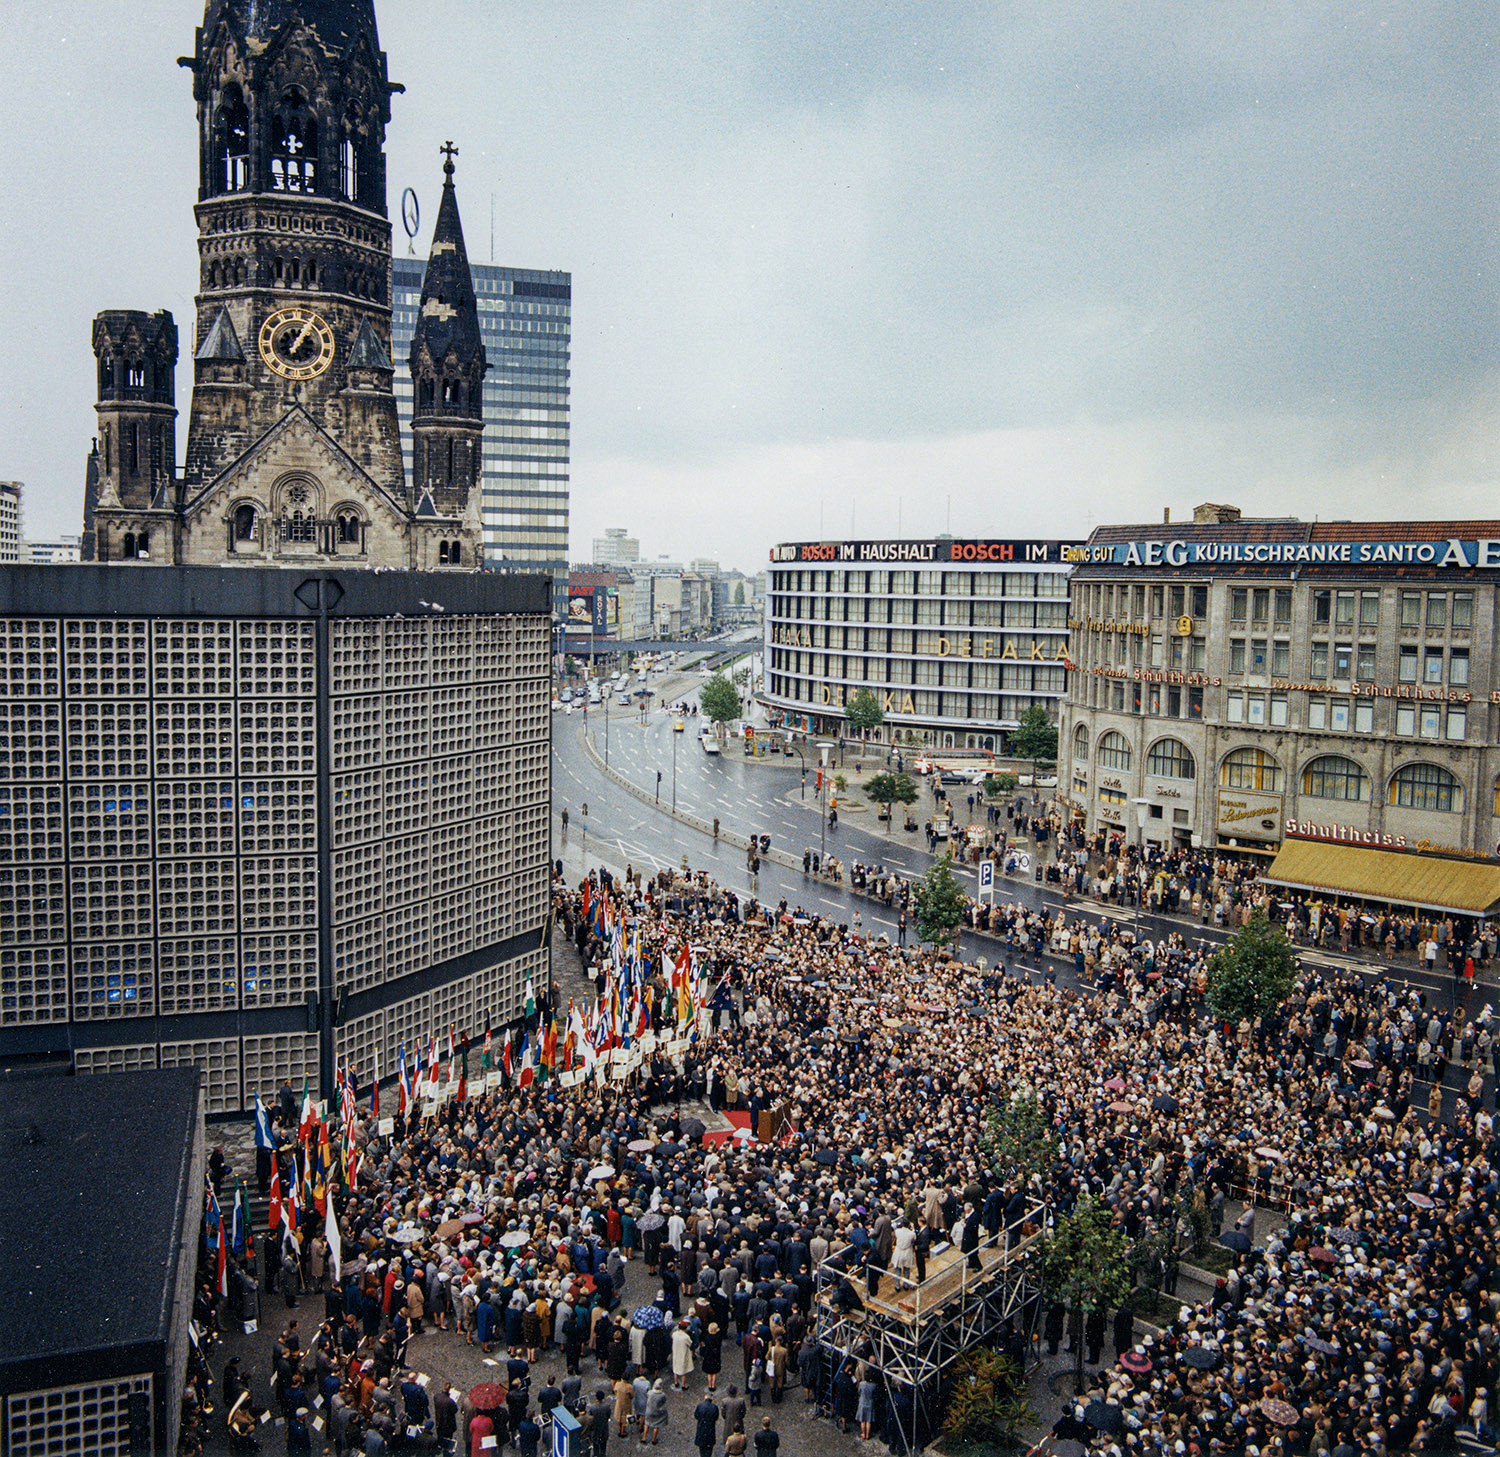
left=393, top=258, right=570, bottom=612
left=763, top=539, right=1079, bottom=750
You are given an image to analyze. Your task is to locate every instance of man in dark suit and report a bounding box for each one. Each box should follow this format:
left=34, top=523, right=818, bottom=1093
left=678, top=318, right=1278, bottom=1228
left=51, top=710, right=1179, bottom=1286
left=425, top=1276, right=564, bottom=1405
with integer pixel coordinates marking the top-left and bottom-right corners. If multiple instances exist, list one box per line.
left=961, top=1204, right=982, bottom=1271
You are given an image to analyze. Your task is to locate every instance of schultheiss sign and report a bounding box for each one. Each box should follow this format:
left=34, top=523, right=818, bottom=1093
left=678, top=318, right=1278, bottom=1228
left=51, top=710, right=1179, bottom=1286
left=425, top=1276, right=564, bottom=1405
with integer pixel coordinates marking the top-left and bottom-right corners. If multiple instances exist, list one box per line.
left=1076, top=538, right=1500, bottom=568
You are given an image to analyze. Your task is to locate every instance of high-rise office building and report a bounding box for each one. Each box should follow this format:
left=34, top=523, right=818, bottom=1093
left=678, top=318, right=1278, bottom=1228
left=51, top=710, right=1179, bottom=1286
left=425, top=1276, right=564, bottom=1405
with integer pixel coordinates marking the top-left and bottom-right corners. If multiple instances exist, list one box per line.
left=393, top=258, right=570, bottom=612
left=0, top=482, right=21, bottom=562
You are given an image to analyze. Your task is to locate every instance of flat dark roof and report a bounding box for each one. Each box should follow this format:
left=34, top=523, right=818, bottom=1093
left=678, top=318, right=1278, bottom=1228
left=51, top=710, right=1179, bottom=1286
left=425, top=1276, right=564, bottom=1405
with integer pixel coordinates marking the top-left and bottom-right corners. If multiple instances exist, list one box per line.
left=0, top=1069, right=202, bottom=1381
left=0, top=563, right=551, bottom=619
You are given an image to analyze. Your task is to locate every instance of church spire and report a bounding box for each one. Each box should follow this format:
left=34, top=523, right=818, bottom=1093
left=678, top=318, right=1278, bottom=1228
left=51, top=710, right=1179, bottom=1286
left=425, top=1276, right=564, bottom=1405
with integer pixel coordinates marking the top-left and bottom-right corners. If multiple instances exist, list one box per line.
left=407, top=144, right=487, bottom=546
left=408, top=143, right=485, bottom=394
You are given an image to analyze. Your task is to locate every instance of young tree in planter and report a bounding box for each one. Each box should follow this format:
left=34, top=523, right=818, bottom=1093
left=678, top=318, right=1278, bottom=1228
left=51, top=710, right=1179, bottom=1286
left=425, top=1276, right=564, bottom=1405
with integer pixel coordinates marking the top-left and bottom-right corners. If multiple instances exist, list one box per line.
left=941, top=1348, right=1036, bottom=1453
left=1009, top=702, right=1058, bottom=785
left=982, top=1092, right=1056, bottom=1190
left=865, top=771, right=918, bottom=825
left=844, top=687, right=885, bottom=743
left=699, top=672, right=743, bottom=744
left=1205, top=909, right=1297, bottom=1025
left=913, top=853, right=968, bottom=949
left=1041, top=1195, right=1135, bottom=1394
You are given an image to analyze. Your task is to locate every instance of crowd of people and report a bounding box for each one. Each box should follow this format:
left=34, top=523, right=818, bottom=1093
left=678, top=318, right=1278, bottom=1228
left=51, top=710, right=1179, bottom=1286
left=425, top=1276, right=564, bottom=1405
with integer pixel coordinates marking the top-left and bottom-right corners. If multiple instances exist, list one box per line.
left=193, top=859, right=1499, bottom=1457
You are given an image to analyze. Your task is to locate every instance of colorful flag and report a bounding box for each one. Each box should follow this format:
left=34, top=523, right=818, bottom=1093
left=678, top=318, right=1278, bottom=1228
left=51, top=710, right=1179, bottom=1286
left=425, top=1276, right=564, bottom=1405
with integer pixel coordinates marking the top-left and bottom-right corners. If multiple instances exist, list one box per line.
left=518, top=1033, right=536, bottom=1088
left=268, top=1156, right=282, bottom=1234
left=371, top=1049, right=380, bottom=1118
left=253, top=1090, right=274, bottom=1149
left=396, top=1042, right=408, bottom=1115
left=524, top=977, right=537, bottom=1020
left=327, top=1196, right=342, bottom=1287
left=217, top=1213, right=229, bottom=1298
left=298, top=1077, right=317, bottom=1143
left=502, top=1029, right=513, bottom=1079
left=481, top=1025, right=493, bottom=1070
left=231, top=1182, right=248, bottom=1256
left=457, top=1036, right=469, bottom=1104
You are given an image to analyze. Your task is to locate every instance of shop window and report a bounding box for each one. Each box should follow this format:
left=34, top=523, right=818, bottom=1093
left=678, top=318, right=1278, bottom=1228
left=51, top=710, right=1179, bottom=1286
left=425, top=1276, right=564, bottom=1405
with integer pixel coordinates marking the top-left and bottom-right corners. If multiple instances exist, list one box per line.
left=1302, top=754, right=1367, bottom=801
left=1389, top=762, right=1461, bottom=813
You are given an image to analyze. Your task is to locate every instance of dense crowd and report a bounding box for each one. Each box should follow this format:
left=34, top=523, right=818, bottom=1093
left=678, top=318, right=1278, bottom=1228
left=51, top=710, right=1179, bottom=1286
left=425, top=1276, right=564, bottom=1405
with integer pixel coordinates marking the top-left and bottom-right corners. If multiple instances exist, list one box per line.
left=194, top=863, right=1500, bottom=1457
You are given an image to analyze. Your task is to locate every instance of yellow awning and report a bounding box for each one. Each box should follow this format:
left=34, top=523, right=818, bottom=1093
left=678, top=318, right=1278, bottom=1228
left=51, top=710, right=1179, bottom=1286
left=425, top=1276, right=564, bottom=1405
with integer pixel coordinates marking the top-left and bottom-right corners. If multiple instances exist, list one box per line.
left=1263, top=838, right=1500, bottom=918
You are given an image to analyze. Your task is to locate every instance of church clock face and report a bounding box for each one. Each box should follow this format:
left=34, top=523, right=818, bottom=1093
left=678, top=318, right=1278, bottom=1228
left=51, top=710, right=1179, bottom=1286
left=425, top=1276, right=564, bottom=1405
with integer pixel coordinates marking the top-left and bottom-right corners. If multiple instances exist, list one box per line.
left=258, top=307, right=336, bottom=381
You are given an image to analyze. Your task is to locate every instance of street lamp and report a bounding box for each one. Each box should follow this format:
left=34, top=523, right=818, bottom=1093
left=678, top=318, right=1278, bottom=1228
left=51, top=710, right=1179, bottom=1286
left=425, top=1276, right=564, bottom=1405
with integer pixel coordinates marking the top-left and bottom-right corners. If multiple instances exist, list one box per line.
left=603, top=695, right=610, bottom=768
left=786, top=734, right=807, bottom=799
left=1130, top=797, right=1151, bottom=943
left=581, top=802, right=589, bottom=866
left=818, top=740, right=833, bottom=865
left=672, top=728, right=679, bottom=813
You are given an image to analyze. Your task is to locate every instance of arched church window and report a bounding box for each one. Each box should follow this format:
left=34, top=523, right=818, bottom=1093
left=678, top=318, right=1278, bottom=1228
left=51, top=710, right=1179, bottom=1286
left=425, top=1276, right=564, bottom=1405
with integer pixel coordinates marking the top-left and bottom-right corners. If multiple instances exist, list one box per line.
left=287, top=510, right=315, bottom=543
left=340, top=132, right=358, bottom=202
left=336, top=511, right=361, bottom=545
left=270, top=89, right=317, bottom=194
left=233, top=504, right=257, bottom=542
left=123, top=532, right=136, bottom=559
left=126, top=359, right=145, bottom=391
left=218, top=85, right=250, bottom=192
left=99, top=354, right=114, bottom=396
left=417, top=378, right=435, bottom=412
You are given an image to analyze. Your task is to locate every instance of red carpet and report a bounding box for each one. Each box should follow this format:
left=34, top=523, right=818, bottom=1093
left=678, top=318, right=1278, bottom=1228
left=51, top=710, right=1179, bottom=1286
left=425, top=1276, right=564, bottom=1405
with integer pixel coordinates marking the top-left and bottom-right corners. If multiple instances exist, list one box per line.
left=702, top=1110, right=752, bottom=1148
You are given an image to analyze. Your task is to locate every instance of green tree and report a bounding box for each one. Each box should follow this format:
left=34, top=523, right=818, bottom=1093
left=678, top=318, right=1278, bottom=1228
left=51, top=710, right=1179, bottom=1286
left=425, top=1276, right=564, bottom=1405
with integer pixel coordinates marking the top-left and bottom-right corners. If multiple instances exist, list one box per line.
left=1009, top=703, right=1058, bottom=781
left=734, top=581, right=746, bottom=606
left=941, top=1348, right=1036, bottom=1452
left=913, top=853, right=968, bottom=948
left=1206, top=909, right=1297, bottom=1024
left=1041, top=1195, right=1135, bottom=1393
left=699, top=672, right=742, bottom=743
left=732, top=665, right=751, bottom=695
left=844, top=687, right=885, bottom=741
left=984, top=771, right=1019, bottom=797
left=865, top=771, right=918, bottom=824
left=982, top=1092, right=1056, bottom=1189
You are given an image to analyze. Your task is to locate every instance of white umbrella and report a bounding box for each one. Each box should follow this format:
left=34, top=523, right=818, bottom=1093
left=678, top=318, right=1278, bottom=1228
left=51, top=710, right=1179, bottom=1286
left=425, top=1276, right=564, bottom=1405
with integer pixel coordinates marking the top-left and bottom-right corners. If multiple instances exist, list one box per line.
left=586, top=1164, right=616, bottom=1184
left=500, top=1229, right=530, bottom=1248
left=392, top=1226, right=424, bottom=1245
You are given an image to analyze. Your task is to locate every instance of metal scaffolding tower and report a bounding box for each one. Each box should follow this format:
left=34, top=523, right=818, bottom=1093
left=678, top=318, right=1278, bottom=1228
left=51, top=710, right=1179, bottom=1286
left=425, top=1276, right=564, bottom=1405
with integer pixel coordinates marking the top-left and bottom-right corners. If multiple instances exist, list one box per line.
left=813, top=1201, right=1047, bottom=1453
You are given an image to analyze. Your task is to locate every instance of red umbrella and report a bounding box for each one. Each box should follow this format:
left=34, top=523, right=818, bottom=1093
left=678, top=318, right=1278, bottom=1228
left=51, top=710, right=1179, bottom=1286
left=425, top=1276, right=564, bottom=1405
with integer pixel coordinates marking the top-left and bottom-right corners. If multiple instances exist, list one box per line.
left=469, top=1383, right=505, bottom=1412
left=1104, top=1077, right=1127, bottom=1092
left=1120, top=1351, right=1151, bottom=1375
left=1108, top=1100, right=1133, bottom=1114
left=1308, top=1247, right=1335, bottom=1268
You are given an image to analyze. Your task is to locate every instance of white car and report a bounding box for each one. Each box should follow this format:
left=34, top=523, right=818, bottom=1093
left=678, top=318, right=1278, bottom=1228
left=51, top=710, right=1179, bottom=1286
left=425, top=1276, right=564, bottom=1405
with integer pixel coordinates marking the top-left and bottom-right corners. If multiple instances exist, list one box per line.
left=700, top=729, right=721, bottom=755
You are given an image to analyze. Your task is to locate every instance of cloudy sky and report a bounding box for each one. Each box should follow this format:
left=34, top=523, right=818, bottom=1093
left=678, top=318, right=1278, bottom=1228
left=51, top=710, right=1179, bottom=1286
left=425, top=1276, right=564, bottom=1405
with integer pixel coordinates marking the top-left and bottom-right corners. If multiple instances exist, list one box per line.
left=1, top=2, right=1495, bottom=573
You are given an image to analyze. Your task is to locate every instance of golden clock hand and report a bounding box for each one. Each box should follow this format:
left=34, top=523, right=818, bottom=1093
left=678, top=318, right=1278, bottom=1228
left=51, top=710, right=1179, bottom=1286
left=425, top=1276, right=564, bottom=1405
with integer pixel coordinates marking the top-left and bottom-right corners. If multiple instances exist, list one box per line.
left=291, top=315, right=316, bottom=353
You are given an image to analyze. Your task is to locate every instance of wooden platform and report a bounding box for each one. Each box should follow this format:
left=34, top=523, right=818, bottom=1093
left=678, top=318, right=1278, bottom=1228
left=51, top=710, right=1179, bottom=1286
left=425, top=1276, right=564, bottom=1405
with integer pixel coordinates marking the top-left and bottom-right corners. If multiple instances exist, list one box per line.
left=826, top=1239, right=1018, bottom=1327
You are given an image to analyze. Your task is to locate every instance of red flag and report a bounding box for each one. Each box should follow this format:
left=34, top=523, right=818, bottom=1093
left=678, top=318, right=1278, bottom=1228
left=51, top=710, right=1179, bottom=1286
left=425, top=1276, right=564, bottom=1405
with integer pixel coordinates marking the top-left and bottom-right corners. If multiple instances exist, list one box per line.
left=371, top=1051, right=380, bottom=1118
left=502, top=1030, right=512, bottom=1079
left=268, top=1156, right=282, bottom=1234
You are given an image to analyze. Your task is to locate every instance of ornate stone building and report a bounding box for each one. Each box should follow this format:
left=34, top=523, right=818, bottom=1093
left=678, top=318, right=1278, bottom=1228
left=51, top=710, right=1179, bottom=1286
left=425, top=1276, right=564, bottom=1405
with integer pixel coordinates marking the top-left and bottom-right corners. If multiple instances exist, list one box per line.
left=82, top=0, right=484, bottom=571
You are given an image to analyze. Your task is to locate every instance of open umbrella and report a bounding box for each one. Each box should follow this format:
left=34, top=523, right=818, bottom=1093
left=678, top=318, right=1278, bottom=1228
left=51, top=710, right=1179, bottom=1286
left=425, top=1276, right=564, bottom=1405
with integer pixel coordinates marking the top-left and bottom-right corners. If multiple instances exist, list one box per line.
left=628, top=1139, right=655, bottom=1153
left=499, top=1230, right=530, bottom=1249
left=632, top=1305, right=665, bottom=1330
left=638, top=1210, right=665, bottom=1232
left=585, top=1164, right=615, bottom=1184
left=1108, top=1100, right=1134, bottom=1114
left=1119, top=1351, right=1151, bottom=1375
left=1179, top=1346, right=1219, bottom=1371
left=1301, top=1335, right=1340, bottom=1355
left=657, top=1141, right=683, bottom=1156
left=469, top=1383, right=505, bottom=1412
left=1151, top=1094, right=1179, bottom=1114
left=680, top=1116, right=707, bottom=1141
left=435, top=1218, right=466, bottom=1241
left=392, top=1226, right=424, bottom=1245
left=1307, top=1247, right=1335, bottom=1269
left=1219, top=1230, right=1252, bottom=1253
left=1259, top=1398, right=1300, bottom=1427
left=1104, top=1077, right=1127, bottom=1092
left=899, top=1024, right=920, bottom=1036
left=1083, top=1401, right=1123, bottom=1434
left=1407, top=1191, right=1435, bottom=1210
left=814, top=1149, right=838, bottom=1165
